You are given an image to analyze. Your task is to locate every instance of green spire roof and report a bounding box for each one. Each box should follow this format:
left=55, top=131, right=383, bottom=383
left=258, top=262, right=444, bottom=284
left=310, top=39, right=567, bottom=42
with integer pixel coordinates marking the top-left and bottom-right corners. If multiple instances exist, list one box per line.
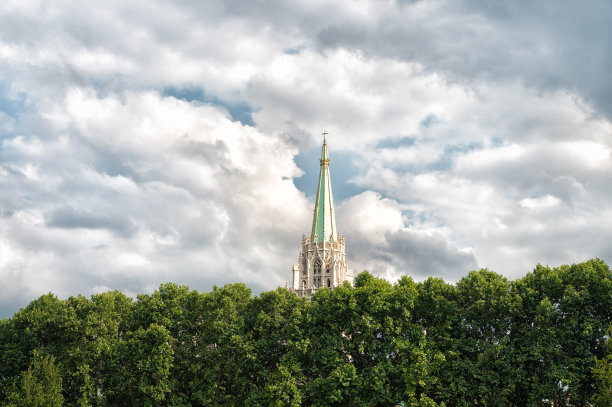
left=311, top=135, right=338, bottom=243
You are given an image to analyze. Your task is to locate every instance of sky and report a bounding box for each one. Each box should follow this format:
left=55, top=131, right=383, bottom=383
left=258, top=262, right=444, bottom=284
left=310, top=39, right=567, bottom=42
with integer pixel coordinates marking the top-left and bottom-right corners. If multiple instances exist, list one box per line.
left=1, top=0, right=612, bottom=318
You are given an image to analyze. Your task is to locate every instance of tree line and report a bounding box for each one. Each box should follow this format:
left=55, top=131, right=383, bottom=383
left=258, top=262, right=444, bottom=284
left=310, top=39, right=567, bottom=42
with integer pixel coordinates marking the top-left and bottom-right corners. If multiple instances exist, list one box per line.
left=1, top=258, right=611, bottom=406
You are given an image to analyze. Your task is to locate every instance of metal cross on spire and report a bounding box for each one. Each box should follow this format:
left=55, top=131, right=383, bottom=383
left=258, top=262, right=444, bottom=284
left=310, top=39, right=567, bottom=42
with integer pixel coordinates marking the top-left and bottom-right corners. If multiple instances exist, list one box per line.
left=322, top=130, right=328, bottom=143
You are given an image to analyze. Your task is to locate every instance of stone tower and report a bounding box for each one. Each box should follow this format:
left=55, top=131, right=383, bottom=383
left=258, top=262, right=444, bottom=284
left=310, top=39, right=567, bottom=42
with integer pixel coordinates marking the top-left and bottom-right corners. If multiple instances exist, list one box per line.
left=291, top=134, right=353, bottom=298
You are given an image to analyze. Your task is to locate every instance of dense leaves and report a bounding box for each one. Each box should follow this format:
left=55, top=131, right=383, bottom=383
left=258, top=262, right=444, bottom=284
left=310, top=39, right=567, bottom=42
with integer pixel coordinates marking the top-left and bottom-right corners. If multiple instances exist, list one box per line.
left=591, top=323, right=612, bottom=406
left=0, top=259, right=610, bottom=406
left=7, top=354, right=63, bottom=407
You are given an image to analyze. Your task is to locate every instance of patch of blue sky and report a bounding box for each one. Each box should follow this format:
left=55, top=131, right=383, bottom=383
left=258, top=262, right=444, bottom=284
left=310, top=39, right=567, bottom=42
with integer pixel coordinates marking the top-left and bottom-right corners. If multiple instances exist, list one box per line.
left=489, top=137, right=505, bottom=147
left=402, top=209, right=430, bottom=226
left=162, top=86, right=254, bottom=126
left=283, top=43, right=310, bottom=55
left=375, top=136, right=417, bottom=149
left=89, top=79, right=127, bottom=99
left=422, top=141, right=486, bottom=172
left=0, top=85, right=29, bottom=146
left=419, top=113, right=440, bottom=129
left=293, top=146, right=366, bottom=201
left=0, top=83, right=29, bottom=119
left=367, top=139, right=488, bottom=176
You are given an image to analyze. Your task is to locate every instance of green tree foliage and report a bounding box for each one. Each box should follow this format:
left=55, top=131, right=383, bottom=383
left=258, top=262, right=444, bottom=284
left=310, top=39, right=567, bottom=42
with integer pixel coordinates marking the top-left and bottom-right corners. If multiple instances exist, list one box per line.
left=191, top=283, right=252, bottom=405
left=455, top=269, right=516, bottom=405
left=65, top=291, right=133, bottom=406
left=510, top=259, right=612, bottom=405
left=128, top=283, right=206, bottom=405
left=242, top=288, right=307, bottom=406
left=412, top=277, right=458, bottom=403
left=592, top=324, right=612, bottom=406
left=102, top=324, right=174, bottom=405
left=304, top=273, right=434, bottom=406
left=7, top=354, right=63, bottom=407
left=0, top=259, right=610, bottom=406
left=0, top=293, right=76, bottom=404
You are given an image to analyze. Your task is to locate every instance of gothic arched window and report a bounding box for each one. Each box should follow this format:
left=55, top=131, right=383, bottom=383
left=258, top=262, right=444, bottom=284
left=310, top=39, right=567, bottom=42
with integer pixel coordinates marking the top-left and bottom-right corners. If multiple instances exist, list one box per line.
left=314, top=259, right=321, bottom=275
left=327, top=278, right=331, bottom=287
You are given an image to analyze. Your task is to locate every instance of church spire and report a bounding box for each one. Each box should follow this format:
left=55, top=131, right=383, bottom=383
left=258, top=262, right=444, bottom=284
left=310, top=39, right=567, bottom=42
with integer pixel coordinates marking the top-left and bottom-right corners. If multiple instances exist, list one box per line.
left=290, top=131, right=352, bottom=297
left=311, top=131, right=338, bottom=243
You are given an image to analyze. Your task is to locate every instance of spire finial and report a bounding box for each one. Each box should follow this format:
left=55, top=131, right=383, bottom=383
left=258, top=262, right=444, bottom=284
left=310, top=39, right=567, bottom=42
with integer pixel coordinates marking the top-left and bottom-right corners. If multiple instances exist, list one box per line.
left=322, top=130, right=328, bottom=144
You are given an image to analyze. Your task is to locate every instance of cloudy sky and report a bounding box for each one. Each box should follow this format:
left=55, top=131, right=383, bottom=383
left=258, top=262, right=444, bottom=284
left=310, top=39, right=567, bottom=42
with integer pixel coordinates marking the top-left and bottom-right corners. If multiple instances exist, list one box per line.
left=1, top=0, right=611, bottom=317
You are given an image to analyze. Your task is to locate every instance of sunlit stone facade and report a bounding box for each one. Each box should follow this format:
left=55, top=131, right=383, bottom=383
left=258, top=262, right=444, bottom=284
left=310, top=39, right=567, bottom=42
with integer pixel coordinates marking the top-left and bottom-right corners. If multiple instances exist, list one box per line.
left=291, top=136, right=353, bottom=298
